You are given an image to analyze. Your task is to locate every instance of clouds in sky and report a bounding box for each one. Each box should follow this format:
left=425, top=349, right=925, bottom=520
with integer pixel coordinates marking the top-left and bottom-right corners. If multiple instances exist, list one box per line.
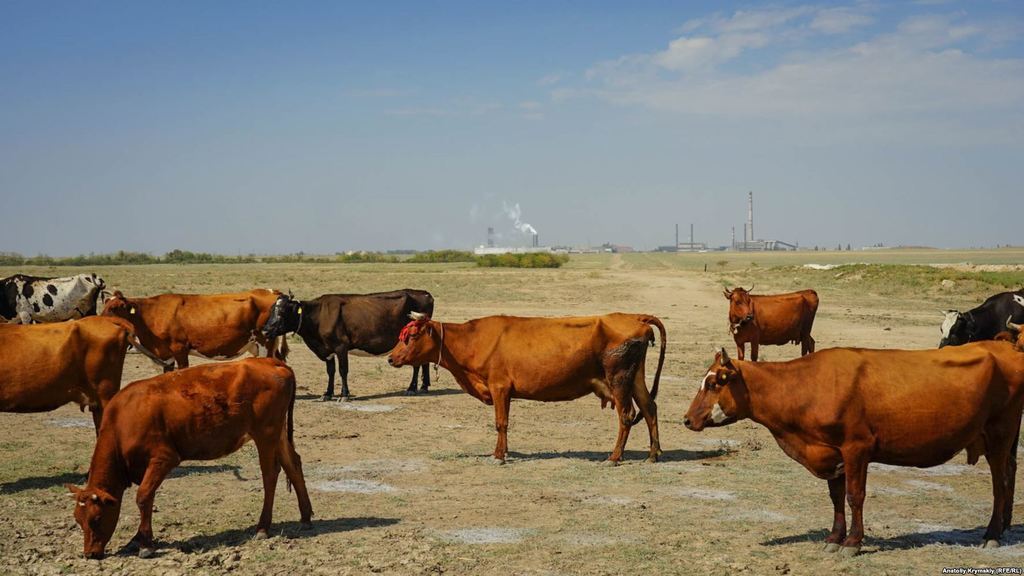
left=582, top=4, right=1023, bottom=134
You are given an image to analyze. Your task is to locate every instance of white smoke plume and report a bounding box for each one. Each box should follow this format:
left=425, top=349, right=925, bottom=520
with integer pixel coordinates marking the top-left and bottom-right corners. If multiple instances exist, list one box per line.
left=502, top=202, right=538, bottom=236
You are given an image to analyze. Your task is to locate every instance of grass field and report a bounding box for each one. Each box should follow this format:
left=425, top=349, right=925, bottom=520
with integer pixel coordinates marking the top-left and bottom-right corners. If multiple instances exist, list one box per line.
left=1, top=249, right=1023, bottom=575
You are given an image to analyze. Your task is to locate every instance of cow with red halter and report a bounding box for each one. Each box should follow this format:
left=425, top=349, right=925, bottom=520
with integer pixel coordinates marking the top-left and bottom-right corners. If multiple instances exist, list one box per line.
left=724, top=286, right=818, bottom=361
left=388, top=312, right=666, bottom=464
left=684, top=343, right=1024, bottom=555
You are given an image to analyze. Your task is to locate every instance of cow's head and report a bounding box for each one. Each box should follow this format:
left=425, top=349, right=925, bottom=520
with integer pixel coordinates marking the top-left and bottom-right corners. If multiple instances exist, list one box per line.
left=939, top=310, right=975, bottom=347
left=388, top=312, right=438, bottom=368
left=262, top=294, right=301, bottom=338
left=84, top=273, right=105, bottom=289
left=66, top=484, right=122, bottom=559
left=724, top=286, right=755, bottom=333
left=100, top=291, right=136, bottom=319
left=1007, top=317, right=1024, bottom=351
left=684, top=348, right=749, bottom=431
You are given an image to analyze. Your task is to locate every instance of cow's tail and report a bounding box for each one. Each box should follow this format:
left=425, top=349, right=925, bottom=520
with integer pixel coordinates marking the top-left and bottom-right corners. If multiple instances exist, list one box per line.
left=632, top=315, right=667, bottom=426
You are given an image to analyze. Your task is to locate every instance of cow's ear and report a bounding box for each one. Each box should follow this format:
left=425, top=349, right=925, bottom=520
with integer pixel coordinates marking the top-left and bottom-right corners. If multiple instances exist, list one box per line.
left=65, top=483, right=81, bottom=496
left=94, top=488, right=118, bottom=505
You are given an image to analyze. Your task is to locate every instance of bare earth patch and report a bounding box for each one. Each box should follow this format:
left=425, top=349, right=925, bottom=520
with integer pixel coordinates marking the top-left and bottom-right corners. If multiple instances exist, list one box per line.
left=313, top=479, right=397, bottom=494
left=46, top=418, right=93, bottom=428
left=440, top=528, right=535, bottom=544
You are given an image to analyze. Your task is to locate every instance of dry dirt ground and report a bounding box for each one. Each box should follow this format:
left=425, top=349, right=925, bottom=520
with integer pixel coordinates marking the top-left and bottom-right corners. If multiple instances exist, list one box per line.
left=2, top=251, right=1024, bottom=575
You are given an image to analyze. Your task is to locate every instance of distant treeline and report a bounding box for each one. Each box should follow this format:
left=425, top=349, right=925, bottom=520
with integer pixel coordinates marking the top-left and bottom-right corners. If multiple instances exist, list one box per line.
left=0, top=249, right=567, bottom=268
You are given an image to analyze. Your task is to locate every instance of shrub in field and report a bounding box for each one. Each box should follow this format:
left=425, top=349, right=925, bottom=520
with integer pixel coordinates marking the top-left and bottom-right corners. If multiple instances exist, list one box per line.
left=476, top=253, right=569, bottom=268
left=405, top=250, right=476, bottom=263
left=335, top=252, right=400, bottom=264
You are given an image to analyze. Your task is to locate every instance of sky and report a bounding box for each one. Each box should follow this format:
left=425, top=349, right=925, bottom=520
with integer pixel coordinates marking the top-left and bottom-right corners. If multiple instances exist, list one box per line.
left=1, top=1, right=1021, bottom=255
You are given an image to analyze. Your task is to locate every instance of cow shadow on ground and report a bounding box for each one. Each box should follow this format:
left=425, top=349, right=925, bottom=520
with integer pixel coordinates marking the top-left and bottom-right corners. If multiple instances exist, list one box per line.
left=169, top=464, right=246, bottom=481
left=0, top=465, right=247, bottom=495
left=762, top=525, right=1024, bottom=553
left=0, top=471, right=87, bottom=494
left=135, top=517, right=401, bottom=556
left=296, top=389, right=462, bottom=402
left=505, top=447, right=730, bottom=463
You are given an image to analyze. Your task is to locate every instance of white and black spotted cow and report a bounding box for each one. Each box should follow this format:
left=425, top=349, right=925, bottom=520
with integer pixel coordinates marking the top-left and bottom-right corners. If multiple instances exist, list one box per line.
left=939, top=289, right=1024, bottom=347
left=0, top=273, right=108, bottom=324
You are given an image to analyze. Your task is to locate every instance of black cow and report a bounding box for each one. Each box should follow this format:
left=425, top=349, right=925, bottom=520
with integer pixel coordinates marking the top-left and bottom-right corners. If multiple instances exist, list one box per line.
left=1, top=273, right=109, bottom=324
left=940, top=289, right=1024, bottom=347
left=262, top=289, right=434, bottom=400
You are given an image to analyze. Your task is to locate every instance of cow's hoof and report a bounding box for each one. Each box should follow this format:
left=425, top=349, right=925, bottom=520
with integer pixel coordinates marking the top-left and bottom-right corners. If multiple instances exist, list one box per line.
left=138, top=547, right=155, bottom=559
left=252, top=530, right=269, bottom=541
left=983, top=539, right=1001, bottom=549
left=822, top=542, right=841, bottom=553
left=490, top=457, right=506, bottom=465
left=601, top=459, right=620, bottom=467
left=645, top=455, right=659, bottom=464
left=404, top=389, right=417, bottom=396
left=838, top=545, right=861, bottom=557
left=337, top=396, right=351, bottom=403
left=318, top=395, right=332, bottom=402
left=300, top=521, right=314, bottom=531
left=419, top=388, right=430, bottom=395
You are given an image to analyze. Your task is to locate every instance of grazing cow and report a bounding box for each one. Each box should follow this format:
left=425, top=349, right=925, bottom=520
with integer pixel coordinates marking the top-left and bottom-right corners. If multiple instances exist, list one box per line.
left=102, top=289, right=287, bottom=372
left=684, top=343, right=1024, bottom=555
left=0, top=273, right=108, bottom=324
left=388, top=312, right=666, bottom=464
left=940, top=290, right=1024, bottom=347
left=261, top=290, right=434, bottom=400
left=66, top=358, right=313, bottom=559
left=0, top=316, right=169, bottom=432
left=724, top=287, right=818, bottom=361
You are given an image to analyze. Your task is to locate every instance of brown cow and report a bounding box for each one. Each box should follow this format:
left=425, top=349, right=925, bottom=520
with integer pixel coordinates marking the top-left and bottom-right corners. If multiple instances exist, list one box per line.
left=66, top=358, right=313, bottom=559
left=684, top=343, right=1024, bottom=555
left=101, top=289, right=287, bottom=372
left=388, top=312, right=666, bottom=464
left=0, top=316, right=169, bottom=432
left=724, top=287, right=818, bottom=361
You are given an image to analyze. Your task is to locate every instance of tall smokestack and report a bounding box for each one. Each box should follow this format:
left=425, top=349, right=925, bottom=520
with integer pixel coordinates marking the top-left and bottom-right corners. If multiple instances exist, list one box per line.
left=487, top=227, right=495, bottom=247
left=532, top=233, right=539, bottom=247
left=748, top=191, right=754, bottom=243
left=732, top=226, right=735, bottom=248
left=690, top=223, right=694, bottom=246
left=675, top=224, right=679, bottom=248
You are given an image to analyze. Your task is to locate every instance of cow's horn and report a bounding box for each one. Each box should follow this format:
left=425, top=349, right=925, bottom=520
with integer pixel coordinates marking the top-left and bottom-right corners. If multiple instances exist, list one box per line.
left=409, top=311, right=428, bottom=322
left=747, top=285, right=755, bottom=293
left=720, top=347, right=731, bottom=364
left=1008, top=316, right=1022, bottom=332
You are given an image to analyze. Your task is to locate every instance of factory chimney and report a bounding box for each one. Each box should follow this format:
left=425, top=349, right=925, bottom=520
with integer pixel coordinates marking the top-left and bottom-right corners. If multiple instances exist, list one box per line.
left=487, top=227, right=495, bottom=248
left=748, top=191, right=754, bottom=243
left=532, top=233, right=539, bottom=248
left=675, top=224, right=679, bottom=249
left=690, top=223, right=694, bottom=246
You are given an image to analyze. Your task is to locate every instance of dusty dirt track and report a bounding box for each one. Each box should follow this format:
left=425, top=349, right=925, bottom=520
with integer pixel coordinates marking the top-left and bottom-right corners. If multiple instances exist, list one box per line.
left=2, top=252, right=1024, bottom=575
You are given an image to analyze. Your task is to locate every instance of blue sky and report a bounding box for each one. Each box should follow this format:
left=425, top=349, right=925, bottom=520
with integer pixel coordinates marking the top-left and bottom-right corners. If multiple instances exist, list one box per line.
left=1, top=1, right=1021, bottom=254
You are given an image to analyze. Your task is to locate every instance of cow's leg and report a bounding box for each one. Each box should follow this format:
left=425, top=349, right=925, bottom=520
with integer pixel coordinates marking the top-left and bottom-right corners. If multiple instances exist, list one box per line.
left=736, top=341, right=745, bottom=361
left=1004, top=425, right=1021, bottom=530
left=491, top=384, right=512, bottom=463
left=254, top=439, right=281, bottom=537
left=823, top=476, right=847, bottom=553
left=631, top=368, right=660, bottom=463
left=750, top=338, right=760, bottom=362
left=173, top=352, right=189, bottom=370
left=322, top=358, right=335, bottom=401
left=132, top=457, right=177, bottom=557
left=983, top=426, right=1016, bottom=546
left=406, top=365, right=419, bottom=395
left=839, top=450, right=869, bottom=555
left=606, top=375, right=635, bottom=464
left=419, top=363, right=431, bottom=392
left=277, top=433, right=313, bottom=528
left=89, top=406, right=103, bottom=436
left=337, top=351, right=351, bottom=399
